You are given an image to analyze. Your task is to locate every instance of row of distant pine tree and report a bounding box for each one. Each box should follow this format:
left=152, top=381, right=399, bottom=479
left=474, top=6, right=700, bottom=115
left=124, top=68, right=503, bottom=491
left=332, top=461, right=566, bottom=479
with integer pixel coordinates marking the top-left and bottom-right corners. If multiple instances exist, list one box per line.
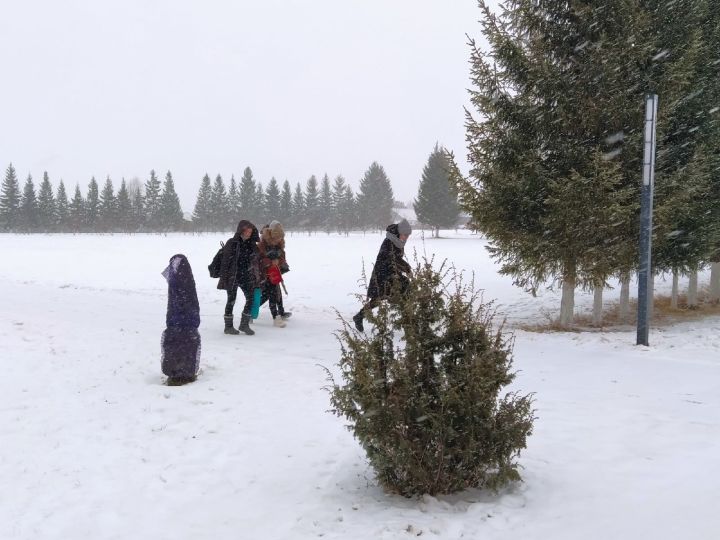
left=0, top=148, right=460, bottom=234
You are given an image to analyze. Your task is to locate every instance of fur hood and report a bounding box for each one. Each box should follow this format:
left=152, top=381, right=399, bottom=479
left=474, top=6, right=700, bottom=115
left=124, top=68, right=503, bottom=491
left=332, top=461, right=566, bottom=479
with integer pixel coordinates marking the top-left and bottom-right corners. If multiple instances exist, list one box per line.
left=261, top=220, right=285, bottom=248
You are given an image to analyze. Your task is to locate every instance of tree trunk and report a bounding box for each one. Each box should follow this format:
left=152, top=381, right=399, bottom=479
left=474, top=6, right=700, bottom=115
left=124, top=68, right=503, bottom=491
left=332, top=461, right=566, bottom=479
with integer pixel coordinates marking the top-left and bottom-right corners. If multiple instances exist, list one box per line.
left=710, top=263, right=720, bottom=303
left=671, top=271, right=679, bottom=309
left=619, top=276, right=630, bottom=322
left=559, top=275, right=575, bottom=328
left=687, top=269, right=698, bottom=308
left=592, top=286, right=603, bottom=326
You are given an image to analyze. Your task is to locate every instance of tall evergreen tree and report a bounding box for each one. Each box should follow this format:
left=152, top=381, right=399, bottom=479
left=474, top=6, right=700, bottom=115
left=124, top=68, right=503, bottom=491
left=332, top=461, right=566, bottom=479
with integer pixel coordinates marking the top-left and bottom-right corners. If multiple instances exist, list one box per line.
left=116, top=179, right=132, bottom=232
left=210, top=174, right=229, bottom=231
left=332, top=175, right=348, bottom=233
left=340, top=184, right=357, bottom=234
left=304, top=175, right=320, bottom=232
left=144, top=170, right=162, bottom=231
left=130, top=183, right=145, bottom=231
left=192, top=174, right=213, bottom=231
left=0, top=163, right=21, bottom=230
left=56, top=181, right=69, bottom=232
left=227, top=174, right=240, bottom=227
left=280, top=180, right=293, bottom=224
left=456, top=0, right=705, bottom=325
left=85, top=177, right=100, bottom=231
left=356, top=162, right=394, bottom=231
left=255, top=182, right=265, bottom=224
left=69, top=184, right=85, bottom=232
left=414, top=144, right=459, bottom=237
left=292, top=182, right=305, bottom=230
left=37, top=171, right=57, bottom=231
left=19, top=174, right=39, bottom=232
left=319, top=174, right=333, bottom=233
left=99, top=176, right=117, bottom=231
left=265, top=177, right=282, bottom=221
left=239, top=167, right=257, bottom=222
left=159, top=170, right=184, bottom=231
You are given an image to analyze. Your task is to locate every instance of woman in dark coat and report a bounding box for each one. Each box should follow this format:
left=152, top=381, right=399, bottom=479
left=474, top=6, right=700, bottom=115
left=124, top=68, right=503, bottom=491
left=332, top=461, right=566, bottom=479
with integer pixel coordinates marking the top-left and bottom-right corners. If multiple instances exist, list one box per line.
left=218, top=219, right=263, bottom=335
left=353, top=219, right=412, bottom=332
left=161, top=254, right=201, bottom=385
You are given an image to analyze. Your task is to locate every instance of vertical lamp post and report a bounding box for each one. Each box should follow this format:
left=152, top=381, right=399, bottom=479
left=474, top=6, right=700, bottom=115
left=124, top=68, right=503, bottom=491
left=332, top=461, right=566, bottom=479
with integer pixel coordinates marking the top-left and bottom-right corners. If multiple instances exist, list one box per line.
left=636, top=94, right=658, bottom=346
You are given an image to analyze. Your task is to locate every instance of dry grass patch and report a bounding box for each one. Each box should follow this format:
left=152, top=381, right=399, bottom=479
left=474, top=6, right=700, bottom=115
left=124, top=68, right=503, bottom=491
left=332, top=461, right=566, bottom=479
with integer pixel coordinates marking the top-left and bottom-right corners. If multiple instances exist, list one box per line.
left=517, top=286, right=720, bottom=333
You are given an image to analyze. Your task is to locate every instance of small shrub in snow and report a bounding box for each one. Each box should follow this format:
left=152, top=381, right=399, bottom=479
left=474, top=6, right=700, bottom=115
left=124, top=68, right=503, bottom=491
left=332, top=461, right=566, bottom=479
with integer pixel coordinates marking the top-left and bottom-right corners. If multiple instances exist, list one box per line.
left=329, top=258, right=535, bottom=496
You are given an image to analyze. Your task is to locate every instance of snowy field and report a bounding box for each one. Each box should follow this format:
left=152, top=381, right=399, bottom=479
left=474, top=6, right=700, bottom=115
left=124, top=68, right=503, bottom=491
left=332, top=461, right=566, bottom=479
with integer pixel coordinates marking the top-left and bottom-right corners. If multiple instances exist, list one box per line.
left=2, top=231, right=719, bottom=540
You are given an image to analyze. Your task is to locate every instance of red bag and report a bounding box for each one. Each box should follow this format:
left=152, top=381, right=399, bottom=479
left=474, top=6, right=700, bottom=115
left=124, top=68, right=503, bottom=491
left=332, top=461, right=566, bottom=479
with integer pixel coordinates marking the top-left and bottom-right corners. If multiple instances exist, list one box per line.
left=267, top=265, right=283, bottom=285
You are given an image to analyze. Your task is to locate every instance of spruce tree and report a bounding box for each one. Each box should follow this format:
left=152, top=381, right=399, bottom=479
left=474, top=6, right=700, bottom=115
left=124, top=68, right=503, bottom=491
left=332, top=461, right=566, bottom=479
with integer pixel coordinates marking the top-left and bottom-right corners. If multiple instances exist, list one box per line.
left=255, top=182, right=265, bottom=224
left=227, top=174, right=240, bottom=228
left=331, top=175, right=348, bottom=233
left=341, top=185, right=357, bottom=234
left=357, top=162, right=394, bottom=231
left=0, top=163, right=21, bottom=231
left=329, top=258, right=534, bottom=496
left=84, top=177, right=100, bottom=231
left=19, top=174, right=39, bottom=232
left=210, top=174, right=229, bottom=231
left=265, top=177, right=281, bottom=221
left=280, top=180, right=293, bottom=225
left=457, top=0, right=704, bottom=325
left=116, top=179, right=132, bottom=232
left=414, top=144, right=459, bottom=237
left=292, top=182, right=305, bottom=230
left=130, top=183, right=145, bottom=231
left=239, top=167, right=257, bottom=222
left=192, top=174, right=213, bottom=232
left=160, top=170, right=184, bottom=231
left=144, top=170, right=162, bottom=231
left=304, top=175, right=320, bottom=232
left=319, top=174, right=333, bottom=233
left=37, top=171, right=57, bottom=231
left=56, top=181, right=69, bottom=232
left=99, top=177, right=117, bottom=232
left=69, top=184, right=85, bottom=232
left=651, top=0, right=720, bottom=281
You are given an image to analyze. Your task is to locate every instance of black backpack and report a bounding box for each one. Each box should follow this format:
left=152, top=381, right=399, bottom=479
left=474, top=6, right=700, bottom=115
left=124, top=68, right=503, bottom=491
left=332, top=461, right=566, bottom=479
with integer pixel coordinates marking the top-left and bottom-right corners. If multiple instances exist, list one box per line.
left=208, top=241, right=225, bottom=278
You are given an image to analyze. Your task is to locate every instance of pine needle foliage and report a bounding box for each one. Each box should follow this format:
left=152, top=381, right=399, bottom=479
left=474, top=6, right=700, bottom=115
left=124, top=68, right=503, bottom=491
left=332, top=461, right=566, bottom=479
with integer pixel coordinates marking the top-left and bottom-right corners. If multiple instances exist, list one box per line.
left=329, top=257, right=534, bottom=496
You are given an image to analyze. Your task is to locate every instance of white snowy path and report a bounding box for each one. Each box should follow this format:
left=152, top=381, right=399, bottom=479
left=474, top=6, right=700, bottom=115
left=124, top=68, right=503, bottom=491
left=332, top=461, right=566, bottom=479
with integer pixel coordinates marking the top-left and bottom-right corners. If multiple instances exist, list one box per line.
left=1, top=232, right=719, bottom=539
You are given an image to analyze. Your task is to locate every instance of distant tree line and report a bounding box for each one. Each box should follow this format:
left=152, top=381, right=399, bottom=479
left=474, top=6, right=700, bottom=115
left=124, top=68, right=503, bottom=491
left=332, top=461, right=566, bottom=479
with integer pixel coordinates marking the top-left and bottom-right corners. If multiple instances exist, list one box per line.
left=1, top=148, right=461, bottom=234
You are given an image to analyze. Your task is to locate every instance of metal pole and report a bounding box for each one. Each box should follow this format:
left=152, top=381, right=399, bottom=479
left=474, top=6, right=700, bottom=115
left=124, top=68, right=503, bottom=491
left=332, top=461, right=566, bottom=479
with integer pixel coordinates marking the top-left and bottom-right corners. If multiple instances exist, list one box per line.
left=636, top=94, right=658, bottom=346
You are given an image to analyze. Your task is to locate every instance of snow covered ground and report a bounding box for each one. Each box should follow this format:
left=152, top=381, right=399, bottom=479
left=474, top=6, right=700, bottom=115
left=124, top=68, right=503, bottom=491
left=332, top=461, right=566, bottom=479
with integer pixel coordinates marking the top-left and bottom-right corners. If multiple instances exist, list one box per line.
left=1, top=231, right=719, bottom=540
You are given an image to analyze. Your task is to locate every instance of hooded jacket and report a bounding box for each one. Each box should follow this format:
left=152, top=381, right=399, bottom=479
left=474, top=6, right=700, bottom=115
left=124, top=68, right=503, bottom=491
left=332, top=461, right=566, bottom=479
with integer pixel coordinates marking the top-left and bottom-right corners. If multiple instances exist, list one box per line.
left=258, top=221, right=288, bottom=271
left=217, top=220, right=264, bottom=291
left=367, top=223, right=412, bottom=300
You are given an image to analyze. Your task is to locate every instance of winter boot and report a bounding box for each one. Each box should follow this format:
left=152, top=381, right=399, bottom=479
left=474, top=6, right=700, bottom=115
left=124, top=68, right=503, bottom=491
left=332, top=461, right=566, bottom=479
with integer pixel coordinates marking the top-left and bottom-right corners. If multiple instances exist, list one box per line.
left=224, top=315, right=240, bottom=335
left=239, top=313, right=255, bottom=335
left=273, top=316, right=287, bottom=328
left=352, top=311, right=364, bottom=332
left=166, top=375, right=197, bottom=386
left=280, top=311, right=292, bottom=320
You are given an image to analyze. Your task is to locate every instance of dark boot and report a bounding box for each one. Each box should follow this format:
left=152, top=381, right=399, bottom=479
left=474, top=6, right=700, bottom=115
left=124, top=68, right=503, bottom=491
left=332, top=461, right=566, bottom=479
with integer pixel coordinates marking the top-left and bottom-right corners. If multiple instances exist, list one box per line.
left=166, top=375, right=197, bottom=386
left=239, top=313, right=255, bottom=335
left=280, top=311, right=292, bottom=320
left=224, top=315, right=240, bottom=335
left=352, top=311, right=364, bottom=332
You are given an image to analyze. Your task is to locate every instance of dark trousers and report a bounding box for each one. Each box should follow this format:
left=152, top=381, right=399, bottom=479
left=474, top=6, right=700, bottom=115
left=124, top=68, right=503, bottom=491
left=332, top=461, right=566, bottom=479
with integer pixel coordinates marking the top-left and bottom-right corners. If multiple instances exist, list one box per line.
left=261, top=281, right=285, bottom=318
left=225, top=284, right=253, bottom=316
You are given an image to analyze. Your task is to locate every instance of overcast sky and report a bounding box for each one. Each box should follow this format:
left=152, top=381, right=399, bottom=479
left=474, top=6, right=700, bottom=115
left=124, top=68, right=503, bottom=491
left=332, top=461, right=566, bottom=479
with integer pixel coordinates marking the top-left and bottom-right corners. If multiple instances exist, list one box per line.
left=0, top=0, right=485, bottom=209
